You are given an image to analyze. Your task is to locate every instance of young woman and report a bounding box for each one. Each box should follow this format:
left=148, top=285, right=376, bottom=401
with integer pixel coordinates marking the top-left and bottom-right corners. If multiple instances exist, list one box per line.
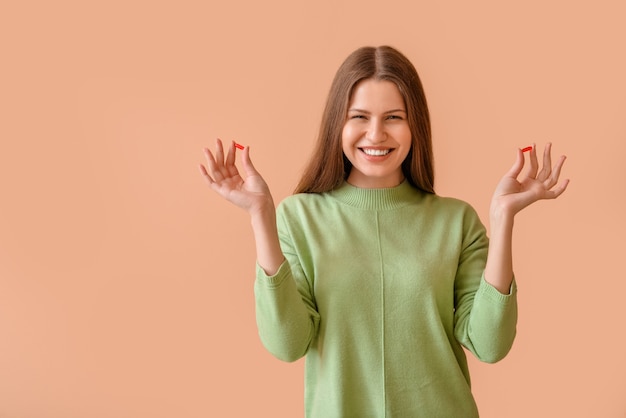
left=200, top=46, right=568, bottom=417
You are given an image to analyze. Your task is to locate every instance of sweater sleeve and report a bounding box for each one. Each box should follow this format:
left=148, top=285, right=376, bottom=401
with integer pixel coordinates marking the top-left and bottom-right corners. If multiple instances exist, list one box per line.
left=453, top=204, right=518, bottom=364
left=254, top=204, right=321, bottom=362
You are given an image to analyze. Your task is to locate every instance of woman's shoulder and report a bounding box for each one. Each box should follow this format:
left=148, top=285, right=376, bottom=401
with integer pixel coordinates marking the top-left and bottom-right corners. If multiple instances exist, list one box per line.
left=423, top=191, right=476, bottom=211
left=279, top=191, right=329, bottom=205
left=420, top=193, right=484, bottom=227
left=276, top=191, right=332, bottom=213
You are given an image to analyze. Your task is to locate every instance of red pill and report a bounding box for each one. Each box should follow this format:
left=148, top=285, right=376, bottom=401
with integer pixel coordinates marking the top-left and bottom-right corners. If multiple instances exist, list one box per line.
left=522, top=146, right=532, bottom=153
left=235, top=143, right=244, bottom=150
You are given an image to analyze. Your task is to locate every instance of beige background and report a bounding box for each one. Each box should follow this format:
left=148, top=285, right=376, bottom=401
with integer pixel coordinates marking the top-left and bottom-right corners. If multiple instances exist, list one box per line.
left=1, top=0, right=625, bottom=417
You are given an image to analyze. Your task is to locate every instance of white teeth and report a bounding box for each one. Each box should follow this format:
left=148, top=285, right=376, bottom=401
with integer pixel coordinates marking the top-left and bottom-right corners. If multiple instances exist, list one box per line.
left=362, top=148, right=391, bottom=156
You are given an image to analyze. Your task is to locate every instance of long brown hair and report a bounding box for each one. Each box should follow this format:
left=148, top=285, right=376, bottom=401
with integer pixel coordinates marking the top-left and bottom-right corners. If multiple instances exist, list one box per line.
left=294, top=45, right=435, bottom=194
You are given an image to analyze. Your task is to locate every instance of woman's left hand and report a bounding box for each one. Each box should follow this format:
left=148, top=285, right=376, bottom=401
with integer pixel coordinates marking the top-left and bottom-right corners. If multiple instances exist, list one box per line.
left=490, top=143, right=569, bottom=219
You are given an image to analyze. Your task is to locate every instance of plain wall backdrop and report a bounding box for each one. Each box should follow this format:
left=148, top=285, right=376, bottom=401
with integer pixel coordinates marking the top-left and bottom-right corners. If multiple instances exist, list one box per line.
left=1, top=0, right=625, bottom=417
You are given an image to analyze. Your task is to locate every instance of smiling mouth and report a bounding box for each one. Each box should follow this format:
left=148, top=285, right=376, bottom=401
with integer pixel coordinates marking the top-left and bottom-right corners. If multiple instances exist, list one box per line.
left=360, top=148, right=393, bottom=156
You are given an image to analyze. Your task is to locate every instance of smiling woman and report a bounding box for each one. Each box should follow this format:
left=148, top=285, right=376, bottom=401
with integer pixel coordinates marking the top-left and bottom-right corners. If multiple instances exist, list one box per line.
left=295, top=46, right=435, bottom=195
left=199, top=45, right=569, bottom=417
left=342, top=79, right=412, bottom=188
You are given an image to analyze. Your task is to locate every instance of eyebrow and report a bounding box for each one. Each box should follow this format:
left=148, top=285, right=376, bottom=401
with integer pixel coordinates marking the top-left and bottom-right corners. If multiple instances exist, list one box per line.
left=348, top=108, right=407, bottom=114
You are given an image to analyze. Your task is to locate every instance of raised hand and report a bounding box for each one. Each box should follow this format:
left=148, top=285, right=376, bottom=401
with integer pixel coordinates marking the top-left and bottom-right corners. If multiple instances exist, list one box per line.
left=199, top=139, right=274, bottom=213
left=490, top=143, right=569, bottom=218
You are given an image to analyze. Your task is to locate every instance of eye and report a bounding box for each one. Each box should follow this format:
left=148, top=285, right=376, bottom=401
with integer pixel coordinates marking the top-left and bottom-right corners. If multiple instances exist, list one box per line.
left=386, top=114, right=403, bottom=120
left=350, top=114, right=367, bottom=120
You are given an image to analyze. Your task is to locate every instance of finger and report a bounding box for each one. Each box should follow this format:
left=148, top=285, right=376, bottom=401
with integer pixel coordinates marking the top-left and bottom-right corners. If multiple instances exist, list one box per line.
left=215, top=138, right=224, bottom=166
left=546, top=178, right=570, bottom=199
left=544, top=155, right=567, bottom=189
left=526, top=143, right=539, bottom=179
left=225, top=140, right=239, bottom=177
left=536, top=142, right=553, bottom=182
left=204, top=147, right=225, bottom=182
left=198, top=163, right=215, bottom=186
left=225, top=140, right=236, bottom=166
left=241, top=145, right=261, bottom=177
left=504, top=148, right=525, bottom=179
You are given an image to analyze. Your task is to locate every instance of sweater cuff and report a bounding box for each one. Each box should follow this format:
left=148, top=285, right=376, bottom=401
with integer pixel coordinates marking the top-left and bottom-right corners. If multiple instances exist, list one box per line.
left=478, top=273, right=517, bottom=303
left=255, top=260, right=291, bottom=289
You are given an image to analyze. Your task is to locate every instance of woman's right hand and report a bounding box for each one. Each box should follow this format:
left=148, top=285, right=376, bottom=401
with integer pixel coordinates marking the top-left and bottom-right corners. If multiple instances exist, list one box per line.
left=199, top=139, right=274, bottom=214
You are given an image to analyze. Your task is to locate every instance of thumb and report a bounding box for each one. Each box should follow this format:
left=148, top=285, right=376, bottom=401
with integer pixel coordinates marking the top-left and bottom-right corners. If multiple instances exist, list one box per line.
left=241, top=145, right=261, bottom=177
left=504, top=148, right=525, bottom=179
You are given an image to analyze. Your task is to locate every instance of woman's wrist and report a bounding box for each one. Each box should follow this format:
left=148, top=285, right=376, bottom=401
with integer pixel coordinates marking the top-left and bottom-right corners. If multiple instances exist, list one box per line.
left=489, top=198, right=516, bottom=226
left=249, top=199, right=285, bottom=276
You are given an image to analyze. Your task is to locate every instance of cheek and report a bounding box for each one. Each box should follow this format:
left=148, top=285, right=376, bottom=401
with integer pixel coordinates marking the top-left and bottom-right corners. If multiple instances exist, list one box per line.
left=397, top=126, right=412, bottom=148
left=341, top=124, right=357, bottom=149
left=395, top=126, right=412, bottom=158
left=341, top=123, right=354, bottom=139
left=396, top=124, right=411, bottom=139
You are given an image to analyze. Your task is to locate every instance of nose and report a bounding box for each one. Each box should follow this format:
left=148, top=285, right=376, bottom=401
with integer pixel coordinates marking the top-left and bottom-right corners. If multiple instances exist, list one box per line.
left=365, top=118, right=386, bottom=143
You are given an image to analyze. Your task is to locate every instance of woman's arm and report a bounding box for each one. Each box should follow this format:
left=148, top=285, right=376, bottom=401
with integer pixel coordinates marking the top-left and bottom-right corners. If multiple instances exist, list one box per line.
left=199, top=138, right=285, bottom=274
left=200, top=139, right=318, bottom=361
left=484, top=143, right=569, bottom=294
left=250, top=204, right=285, bottom=276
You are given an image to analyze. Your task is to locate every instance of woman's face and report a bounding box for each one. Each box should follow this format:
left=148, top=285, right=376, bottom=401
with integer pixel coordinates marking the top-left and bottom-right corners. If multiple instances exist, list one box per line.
left=342, top=79, right=412, bottom=189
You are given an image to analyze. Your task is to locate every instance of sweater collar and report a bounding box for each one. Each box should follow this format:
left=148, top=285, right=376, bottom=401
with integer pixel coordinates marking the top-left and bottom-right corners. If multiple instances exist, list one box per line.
left=329, top=180, right=421, bottom=210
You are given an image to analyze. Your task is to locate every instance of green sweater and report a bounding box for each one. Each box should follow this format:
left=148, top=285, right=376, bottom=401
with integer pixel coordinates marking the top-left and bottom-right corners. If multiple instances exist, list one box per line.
left=255, top=181, right=517, bottom=417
